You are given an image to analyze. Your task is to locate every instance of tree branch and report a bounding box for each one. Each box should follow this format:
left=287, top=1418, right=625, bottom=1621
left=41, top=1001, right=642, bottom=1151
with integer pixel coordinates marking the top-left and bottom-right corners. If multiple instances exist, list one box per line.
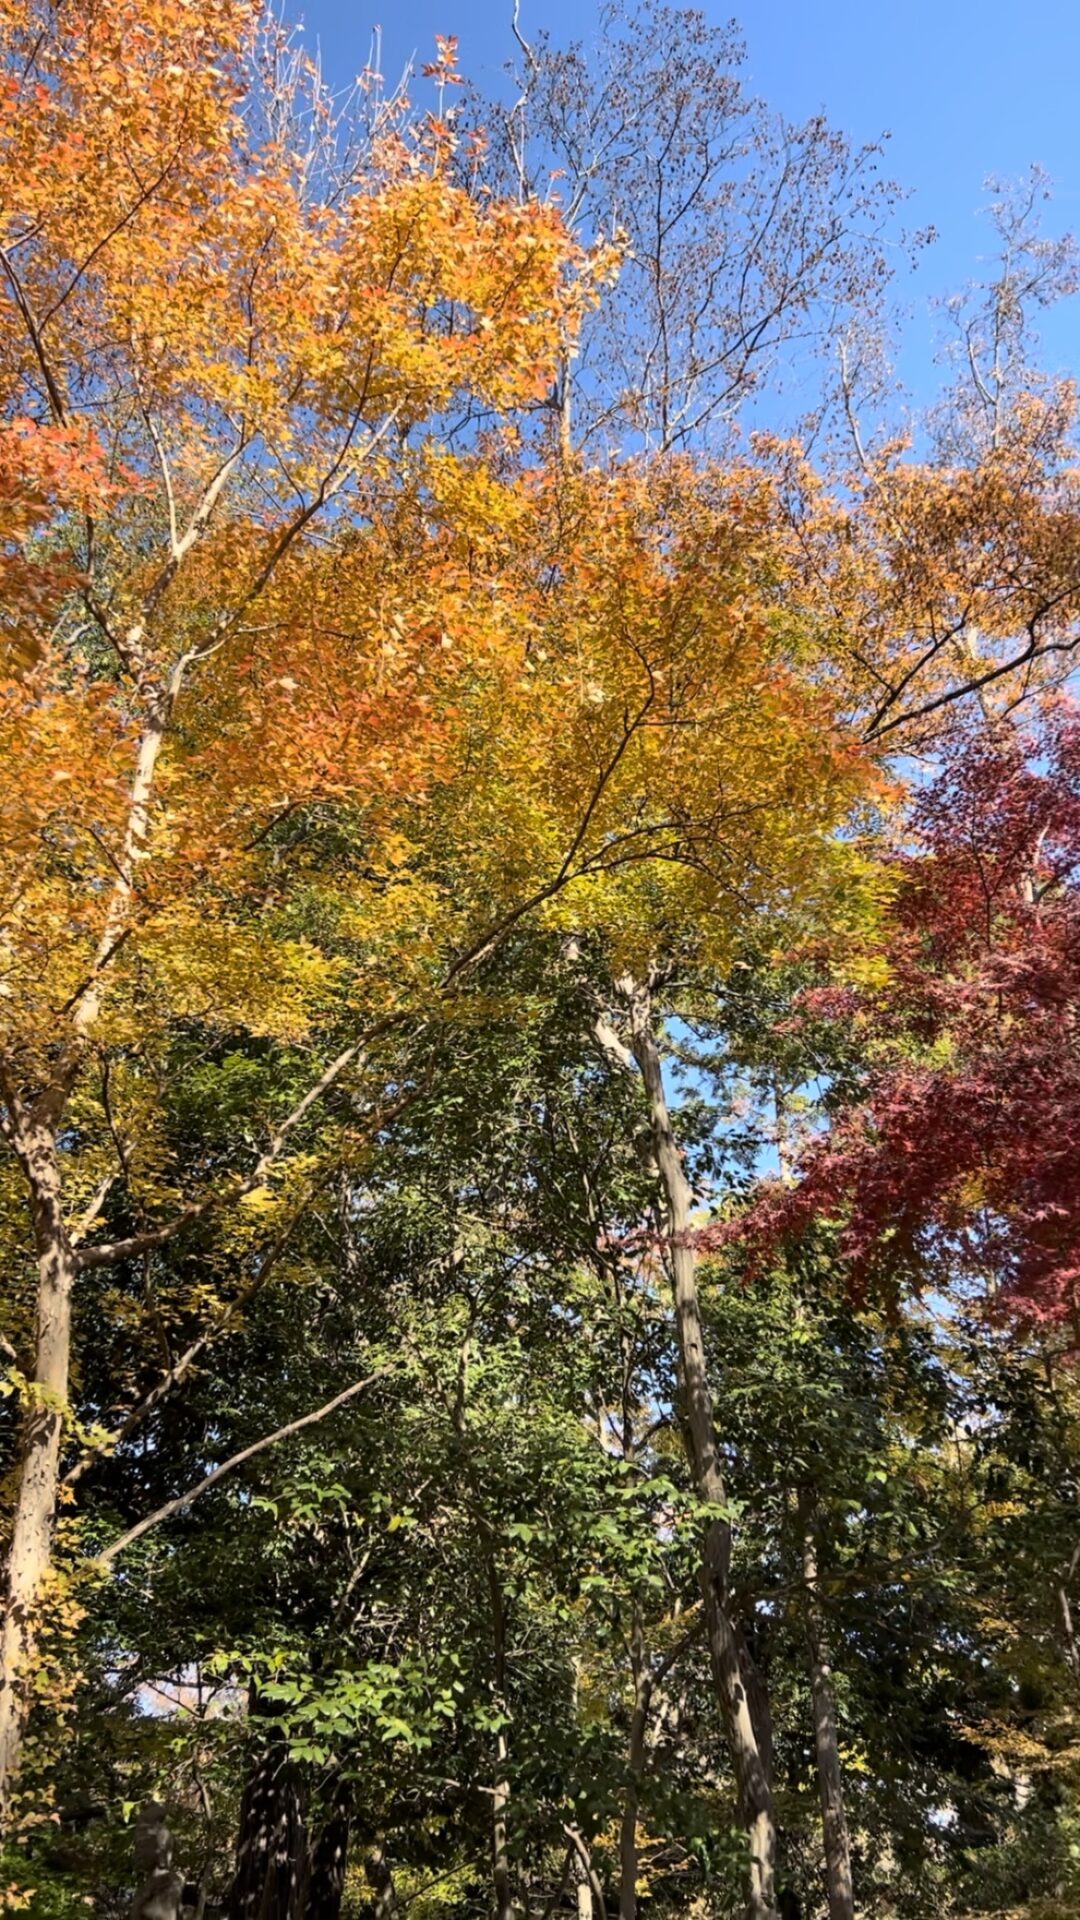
left=95, top=1367, right=390, bottom=1564
left=0, top=244, right=68, bottom=421
left=63, top=1174, right=332, bottom=1487
left=74, top=1016, right=408, bottom=1272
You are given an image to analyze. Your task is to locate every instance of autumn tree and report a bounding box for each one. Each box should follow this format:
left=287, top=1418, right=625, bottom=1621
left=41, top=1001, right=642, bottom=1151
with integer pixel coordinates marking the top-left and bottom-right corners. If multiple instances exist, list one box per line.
left=34, top=917, right=1080, bottom=1919
left=0, top=0, right=593, bottom=1819
left=727, top=709, right=1080, bottom=1339
left=783, top=167, right=1080, bottom=747
left=468, top=59, right=1080, bottom=1915
left=0, top=9, right=893, bottom=1889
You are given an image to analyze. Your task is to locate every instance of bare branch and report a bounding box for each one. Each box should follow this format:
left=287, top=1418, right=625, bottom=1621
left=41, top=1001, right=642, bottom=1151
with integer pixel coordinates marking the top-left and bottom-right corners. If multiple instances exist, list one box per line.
left=867, top=620, right=1080, bottom=742
left=70, top=1173, right=117, bottom=1247
left=0, top=244, right=68, bottom=421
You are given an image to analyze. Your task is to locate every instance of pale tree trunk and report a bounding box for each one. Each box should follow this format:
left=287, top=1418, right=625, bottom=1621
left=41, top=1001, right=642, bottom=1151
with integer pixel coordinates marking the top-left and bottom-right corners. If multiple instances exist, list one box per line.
left=800, top=1496, right=855, bottom=1920
left=606, top=974, right=779, bottom=1920
left=0, top=1104, right=77, bottom=1827
left=557, top=339, right=574, bottom=469
left=573, top=1849, right=594, bottom=1920
left=492, top=1723, right=513, bottom=1920
left=618, top=1616, right=650, bottom=1920
left=1057, top=1536, right=1080, bottom=1683
left=564, top=1828, right=605, bottom=1920
left=491, top=1584, right=513, bottom=1920
left=0, top=680, right=176, bottom=1826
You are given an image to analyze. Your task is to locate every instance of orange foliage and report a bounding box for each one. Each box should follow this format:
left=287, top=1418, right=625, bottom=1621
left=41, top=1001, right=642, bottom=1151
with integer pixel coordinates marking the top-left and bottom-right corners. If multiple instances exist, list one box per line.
left=0, top=0, right=594, bottom=1069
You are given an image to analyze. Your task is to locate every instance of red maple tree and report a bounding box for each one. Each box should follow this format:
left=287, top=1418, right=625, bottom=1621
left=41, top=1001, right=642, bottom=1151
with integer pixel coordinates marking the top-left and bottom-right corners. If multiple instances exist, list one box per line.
left=728, top=707, right=1080, bottom=1335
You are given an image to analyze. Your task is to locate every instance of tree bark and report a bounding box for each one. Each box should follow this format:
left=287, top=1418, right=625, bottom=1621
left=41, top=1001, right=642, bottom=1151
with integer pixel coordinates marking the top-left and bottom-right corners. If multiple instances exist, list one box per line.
left=573, top=1848, right=593, bottom=1920
left=800, top=1496, right=855, bottom=1920
left=492, top=1701, right=513, bottom=1920
left=615, top=974, right=779, bottom=1920
left=130, top=1801, right=185, bottom=1920
left=362, top=1837, right=397, bottom=1920
left=227, top=1744, right=306, bottom=1920
left=0, top=1106, right=77, bottom=1829
left=0, top=676, right=177, bottom=1824
left=304, top=1793, right=350, bottom=1920
left=618, top=1623, right=650, bottom=1920
left=564, top=1827, right=605, bottom=1920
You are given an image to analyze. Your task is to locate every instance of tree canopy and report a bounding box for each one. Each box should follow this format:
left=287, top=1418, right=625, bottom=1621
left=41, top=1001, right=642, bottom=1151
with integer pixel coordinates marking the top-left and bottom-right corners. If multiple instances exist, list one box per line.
left=2, top=5, right=1080, bottom=1920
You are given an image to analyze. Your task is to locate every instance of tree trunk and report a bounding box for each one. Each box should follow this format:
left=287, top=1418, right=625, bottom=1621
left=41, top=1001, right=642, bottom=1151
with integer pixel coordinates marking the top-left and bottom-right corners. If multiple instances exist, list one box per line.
left=563, top=1828, right=606, bottom=1920
left=800, top=1497, right=855, bottom=1920
left=573, top=1849, right=593, bottom=1920
left=454, top=1342, right=515, bottom=1920
left=618, top=974, right=778, bottom=1920
left=0, top=1112, right=76, bottom=1829
left=0, top=688, right=177, bottom=1824
left=227, top=1745, right=306, bottom=1920
left=618, top=1642, right=650, bottom=1920
left=304, top=1794, right=350, bottom=1920
left=492, top=1725, right=513, bottom=1920
left=361, top=1836, right=397, bottom=1920
left=617, top=1606, right=702, bottom=1920
left=130, top=1802, right=185, bottom=1920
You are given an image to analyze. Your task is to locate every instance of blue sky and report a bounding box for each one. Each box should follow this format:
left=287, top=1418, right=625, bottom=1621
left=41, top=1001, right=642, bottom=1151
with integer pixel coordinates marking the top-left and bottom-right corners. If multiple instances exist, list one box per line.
left=297, top=0, right=1079, bottom=406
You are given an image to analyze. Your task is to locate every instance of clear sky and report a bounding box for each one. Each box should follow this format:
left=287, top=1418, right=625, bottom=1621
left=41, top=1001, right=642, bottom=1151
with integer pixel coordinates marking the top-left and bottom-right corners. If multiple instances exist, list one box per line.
left=296, top=0, right=1080, bottom=403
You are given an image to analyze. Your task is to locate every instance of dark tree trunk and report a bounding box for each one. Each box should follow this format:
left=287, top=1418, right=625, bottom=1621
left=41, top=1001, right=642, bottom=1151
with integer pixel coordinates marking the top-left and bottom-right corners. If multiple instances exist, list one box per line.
left=227, top=1746, right=306, bottom=1920
left=800, top=1495, right=855, bottom=1920
left=304, top=1795, right=351, bottom=1920
left=362, top=1836, right=398, bottom=1920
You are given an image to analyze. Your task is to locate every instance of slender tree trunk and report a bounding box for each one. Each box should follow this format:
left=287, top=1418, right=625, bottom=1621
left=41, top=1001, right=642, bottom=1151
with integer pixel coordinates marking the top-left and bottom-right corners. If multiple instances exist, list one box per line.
left=558, top=343, right=574, bottom=469
left=616, top=1606, right=701, bottom=1920
left=573, top=1847, right=594, bottom=1920
left=618, top=1637, right=650, bottom=1920
left=1057, top=1539, right=1080, bottom=1683
left=564, top=1828, right=606, bottom=1920
left=0, top=1110, right=76, bottom=1828
left=492, top=1713, right=513, bottom=1920
left=800, top=1497, right=855, bottom=1920
left=616, top=974, right=779, bottom=1920
left=0, top=686, right=177, bottom=1823
left=451, top=1332, right=514, bottom=1920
